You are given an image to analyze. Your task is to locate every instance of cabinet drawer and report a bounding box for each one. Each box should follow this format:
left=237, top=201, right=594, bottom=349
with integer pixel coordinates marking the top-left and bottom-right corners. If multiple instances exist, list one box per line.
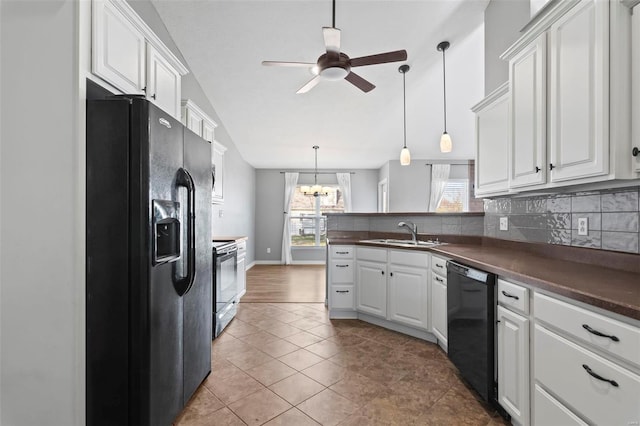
left=497, top=278, right=529, bottom=314
left=330, top=260, right=354, bottom=283
left=237, top=240, right=247, bottom=252
left=534, top=324, right=640, bottom=426
left=535, top=293, right=640, bottom=368
left=330, top=285, right=355, bottom=310
left=330, top=245, right=353, bottom=259
left=432, top=272, right=447, bottom=287
left=388, top=249, right=429, bottom=268
left=533, top=384, right=587, bottom=426
left=356, top=247, right=387, bottom=263
left=431, top=255, right=447, bottom=276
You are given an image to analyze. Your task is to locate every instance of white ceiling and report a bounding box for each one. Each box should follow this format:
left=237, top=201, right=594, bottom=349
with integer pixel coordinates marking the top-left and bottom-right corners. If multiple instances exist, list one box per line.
left=151, top=0, right=489, bottom=169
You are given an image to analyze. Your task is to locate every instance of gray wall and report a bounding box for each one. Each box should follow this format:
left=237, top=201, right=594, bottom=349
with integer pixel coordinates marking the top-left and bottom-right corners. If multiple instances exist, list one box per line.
left=254, top=169, right=378, bottom=262
left=484, top=0, right=530, bottom=95
left=127, top=0, right=257, bottom=265
left=484, top=187, right=640, bottom=254
left=1, top=1, right=81, bottom=424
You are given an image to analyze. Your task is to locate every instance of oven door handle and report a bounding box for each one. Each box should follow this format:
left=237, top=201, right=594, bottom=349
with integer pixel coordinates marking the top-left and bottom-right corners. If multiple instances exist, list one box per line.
left=173, top=167, right=196, bottom=297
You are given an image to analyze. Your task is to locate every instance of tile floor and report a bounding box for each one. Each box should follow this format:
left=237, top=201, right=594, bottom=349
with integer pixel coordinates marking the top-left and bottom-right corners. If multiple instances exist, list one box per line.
left=174, top=303, right=509, bottom=426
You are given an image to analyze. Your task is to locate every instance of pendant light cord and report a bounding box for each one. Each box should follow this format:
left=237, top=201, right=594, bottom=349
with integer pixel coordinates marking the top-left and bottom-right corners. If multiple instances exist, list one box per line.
left=403, top=70, right=407, bottom=149
left=313, top=146, right=319, bottom=185
left=332, top=0, right=336, bottom=28
left=442, top=48, right=447, bottom=133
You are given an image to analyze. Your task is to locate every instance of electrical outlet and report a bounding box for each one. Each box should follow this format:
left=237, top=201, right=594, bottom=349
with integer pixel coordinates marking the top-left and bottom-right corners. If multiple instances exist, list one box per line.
left=218, top=210, right=224, bottom=218
left=499, top=217, right=509, bottom=231
left=266, top=247, right=271, bottom=254
left=578, top=217, right=589, bottom=236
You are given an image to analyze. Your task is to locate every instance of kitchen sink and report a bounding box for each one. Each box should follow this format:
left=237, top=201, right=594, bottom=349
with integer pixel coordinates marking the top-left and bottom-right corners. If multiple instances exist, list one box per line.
left=361, top=239, right=443, bottom=247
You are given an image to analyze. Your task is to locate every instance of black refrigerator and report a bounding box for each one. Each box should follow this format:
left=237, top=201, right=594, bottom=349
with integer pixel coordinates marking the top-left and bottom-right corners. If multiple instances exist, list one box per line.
left=86, top=96, right=212, bottom=426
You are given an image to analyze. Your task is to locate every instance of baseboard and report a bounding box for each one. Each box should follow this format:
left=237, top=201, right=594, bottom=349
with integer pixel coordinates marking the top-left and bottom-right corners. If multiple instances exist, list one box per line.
left=245, top=261, right=256, bottom=270
left=291, top=260, right=326, bottom=265
left=254, top=260, right=282, bottom=265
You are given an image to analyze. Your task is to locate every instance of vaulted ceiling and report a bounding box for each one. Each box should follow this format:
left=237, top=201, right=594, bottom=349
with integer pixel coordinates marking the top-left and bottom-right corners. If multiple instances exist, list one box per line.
left=151, top=0, right=488, bottom=169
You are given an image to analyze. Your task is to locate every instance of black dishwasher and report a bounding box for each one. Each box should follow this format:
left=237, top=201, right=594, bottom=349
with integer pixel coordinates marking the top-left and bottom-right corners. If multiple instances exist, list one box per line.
left=447, top=261, right=496, bottom=405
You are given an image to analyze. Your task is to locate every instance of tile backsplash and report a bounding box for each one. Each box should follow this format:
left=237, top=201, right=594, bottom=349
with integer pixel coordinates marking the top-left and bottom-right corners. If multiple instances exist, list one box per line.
left=484, top=186, right=640, bottom=254
left=327, top=214, right=485, bottom=236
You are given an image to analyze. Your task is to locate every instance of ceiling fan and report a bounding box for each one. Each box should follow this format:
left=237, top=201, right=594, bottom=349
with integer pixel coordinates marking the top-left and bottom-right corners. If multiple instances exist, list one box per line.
left=262, top=0, right=408, bottom=94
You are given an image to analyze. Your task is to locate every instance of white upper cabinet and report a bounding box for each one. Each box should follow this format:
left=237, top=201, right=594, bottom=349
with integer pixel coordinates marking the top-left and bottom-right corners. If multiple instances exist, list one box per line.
left=632, top=3, right=640, bottom=172
left=473, top=82, right=510, bottom=197
left=147, top=44, right=182, bottom=119
left=548, top=0, right=609, bottom=182
left=181, top=100, right=218, bottom=143
left=495, top=0, right=636, bottom=195
left=92, top=0, right=146, bottom=94
left=91, top=0, right=189, bottom=119
left=509, top=34, right=547, bottom=189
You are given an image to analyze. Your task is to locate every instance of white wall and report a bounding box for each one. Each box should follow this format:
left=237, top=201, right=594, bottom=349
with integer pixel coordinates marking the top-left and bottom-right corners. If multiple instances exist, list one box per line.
left=1, top=1, right=83, bottom=424
left=484, top=0, right=530, bottom=95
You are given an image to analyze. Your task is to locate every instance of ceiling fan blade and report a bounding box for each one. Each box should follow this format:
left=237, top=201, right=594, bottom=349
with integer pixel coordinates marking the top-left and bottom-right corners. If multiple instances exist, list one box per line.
left=297, top=75, right=322, bottom=94
left=344, top=72, right=375, bottom=93
left=262, top=61, right=316, bottom=67
left=323, top=27, right=341, bottom=54
left=350, top=50, right=408, bottom=67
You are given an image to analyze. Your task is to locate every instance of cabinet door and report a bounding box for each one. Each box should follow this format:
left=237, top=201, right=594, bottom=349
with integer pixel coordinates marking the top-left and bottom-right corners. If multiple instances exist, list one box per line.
left=202, top=119, right=217, bottom=143
left=92, top=0, right=146, bottom=94
left=356, top=260, right=387, bottom=318
left=147, top=44, right=182, bottom=119
left=237, top=256, right=246, bottom=299
left=548, top=0, right=609, bottom=182
left=183, top=105, right=204, bottom=136
left=212, top=141, right=226, bottom=204
left=388, top=265, right=428, bottom=330
left=497, top=305, right=530, bottom=425
left=632, top=4, right=640, bottom=173
left=509, top=34, right=547, bottom=189
left=475, top=85, right=510, bottom=196
left=431, top=273, right=447, bottom=345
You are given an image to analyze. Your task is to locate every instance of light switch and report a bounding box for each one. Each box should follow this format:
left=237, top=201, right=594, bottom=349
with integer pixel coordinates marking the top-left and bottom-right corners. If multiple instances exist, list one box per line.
left=578, top=217, right=588, bottom=236
left=499, top=217, right=508, bottom=231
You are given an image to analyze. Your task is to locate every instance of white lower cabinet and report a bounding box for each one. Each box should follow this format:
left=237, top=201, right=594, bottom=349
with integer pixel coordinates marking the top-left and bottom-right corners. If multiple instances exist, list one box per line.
left=388, top=250, right=429, bottom=330
left=356, top=259, right=387, bottom=318
left=497, top=305, right=529, bottom=425
left=431, top=254, right=449, bottom=351
left=328, top=246, right=356, bottom=318
left=236, top=240, right=247, bottom=300
left=533, top=384, right=587, bottom=426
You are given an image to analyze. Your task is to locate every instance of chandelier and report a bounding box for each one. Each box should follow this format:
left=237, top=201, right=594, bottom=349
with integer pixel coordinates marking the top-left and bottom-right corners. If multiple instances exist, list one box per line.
left=300, top=146, right=330, bottom=197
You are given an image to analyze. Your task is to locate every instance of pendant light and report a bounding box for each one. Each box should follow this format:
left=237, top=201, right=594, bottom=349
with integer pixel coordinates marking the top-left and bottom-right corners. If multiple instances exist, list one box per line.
left=437, top=41, right=452, bottom=153
left=398, top=64, right=411, bottom=165
left=300, top=146, right=330, bottom=197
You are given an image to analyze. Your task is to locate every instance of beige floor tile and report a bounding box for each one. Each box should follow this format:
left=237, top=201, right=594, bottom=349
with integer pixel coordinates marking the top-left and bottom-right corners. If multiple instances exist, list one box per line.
left=267, top=311, right=304, bottom=324
left=244, top=359, right=296, bottom=386
left=329, top=372, right=389, bottom=407
left=297, top=389, right=358, bottom=426
left=254, top=338, right=299, bottom=358
left=262, top=407, right=320, bottom=426
left=305, top=339, right=341, bottom=358
left=278, top=348, right=324, bottom=371
left=288, top=317, right=324, bottom=330
left=226, top=348, right=274, bottom=371
left=176, top=386, right=225, bottom=424
left=228, top=388, right=291, bottom=426
left=268, top=373, right=326, bottom=405
left=176, top=406, right=246, bottom=426
left=225, top=319, right=261, bottom=338
left=283, top=331, right=324, bottom=347
left=306, top=324, right=337, bottom=338
left=239, top=330, right=281, bottom=347
left=207, top=369, right=264, bottom=405
left=349, top=398, right=424, bottom=426
left=301, top=360, right=347, bottom=387
left=261, top=322, right=302, bottom=338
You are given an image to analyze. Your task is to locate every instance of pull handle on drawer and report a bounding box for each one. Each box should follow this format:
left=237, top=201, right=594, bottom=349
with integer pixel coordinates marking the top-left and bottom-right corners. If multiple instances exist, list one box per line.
left=336, top=251, right=349, bottom=254
left=335, top=290, right=350, bottom=294
left=435, top=276, right=444, bottom=283
left=582, top=364, right=619, bottom=387
left=335, top=264, right=349, bottom=268
left=501, top=290, right=520, bottom=300
left=582, top=324, right=620, bottom=342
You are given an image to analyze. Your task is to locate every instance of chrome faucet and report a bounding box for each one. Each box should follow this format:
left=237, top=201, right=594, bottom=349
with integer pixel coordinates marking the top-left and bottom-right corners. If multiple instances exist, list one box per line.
left=398, top=221, right=418, bottom=243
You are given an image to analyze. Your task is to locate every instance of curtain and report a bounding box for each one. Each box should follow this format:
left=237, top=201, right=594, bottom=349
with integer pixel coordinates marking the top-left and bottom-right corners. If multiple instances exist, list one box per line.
left=336, top=172, right=352, bottom=213
left=428, top=164, right=450, bottom=212
left=281, top=172, right=299, bottom=265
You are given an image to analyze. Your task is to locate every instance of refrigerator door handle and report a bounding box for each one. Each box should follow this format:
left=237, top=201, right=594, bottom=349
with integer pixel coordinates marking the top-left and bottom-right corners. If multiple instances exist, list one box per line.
left=173, top=167, right=196, bottom=296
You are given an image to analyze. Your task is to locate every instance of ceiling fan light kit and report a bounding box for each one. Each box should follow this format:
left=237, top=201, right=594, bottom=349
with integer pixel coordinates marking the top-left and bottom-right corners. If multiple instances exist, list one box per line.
left=398, top=64, right=411, bottom=166
left=262, top=0, right=408, bottom=94
left=438, top=41, right=452, bottom=153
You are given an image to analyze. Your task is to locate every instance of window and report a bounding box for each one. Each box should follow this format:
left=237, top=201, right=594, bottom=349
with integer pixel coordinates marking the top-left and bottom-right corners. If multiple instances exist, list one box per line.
left=435, top=179, right=469, bottom=212
left=290, top=185, right=344, bottom=246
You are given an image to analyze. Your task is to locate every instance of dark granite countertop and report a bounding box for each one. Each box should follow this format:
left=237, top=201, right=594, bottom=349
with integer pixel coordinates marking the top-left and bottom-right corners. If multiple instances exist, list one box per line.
left=328, top=234, right=640, bottom=321
left=213, top=236, right=248, bottom=242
